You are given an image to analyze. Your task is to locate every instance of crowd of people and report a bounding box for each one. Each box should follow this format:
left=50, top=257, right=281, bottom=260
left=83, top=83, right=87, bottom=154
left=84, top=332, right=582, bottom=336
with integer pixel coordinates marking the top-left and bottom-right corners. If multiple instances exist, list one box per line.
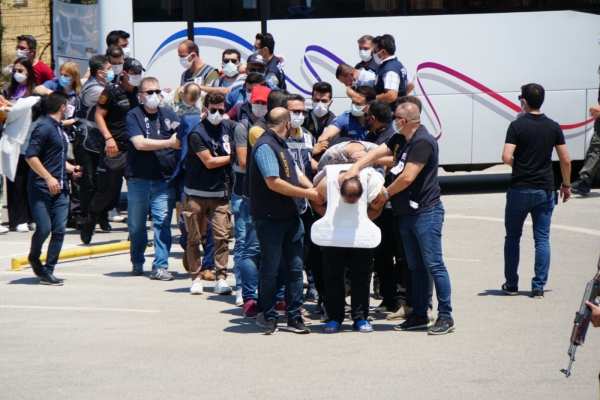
left=0, top=29, right=590, bottom=336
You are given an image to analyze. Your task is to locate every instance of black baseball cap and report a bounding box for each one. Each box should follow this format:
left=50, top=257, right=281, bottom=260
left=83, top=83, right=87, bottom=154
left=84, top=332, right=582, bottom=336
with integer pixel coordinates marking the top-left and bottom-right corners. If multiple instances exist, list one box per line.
left=247, top=54, right=266, bottom=67
left=123, top=57, right=145, bottom=72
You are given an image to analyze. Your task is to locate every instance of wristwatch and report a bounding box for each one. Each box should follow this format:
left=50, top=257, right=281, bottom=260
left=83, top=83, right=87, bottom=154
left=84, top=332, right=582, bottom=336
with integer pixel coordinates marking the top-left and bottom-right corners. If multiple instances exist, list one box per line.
left=383, top=190, right=390, bottom=199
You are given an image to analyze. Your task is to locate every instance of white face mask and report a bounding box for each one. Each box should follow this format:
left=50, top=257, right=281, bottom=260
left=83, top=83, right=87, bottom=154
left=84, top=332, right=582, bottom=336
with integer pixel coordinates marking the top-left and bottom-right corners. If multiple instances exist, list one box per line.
left=121, top=47, right=131, bottom=58
left=359, top=49, right=372, bottom=62
left=128, top=74, right=142, bottom=86
left=144, top=93, right=160, bottom=109
left=312, top=101, right=330, bottom=118
left=251, top=104, right=268, bottom=118
left=290, top=113, right=305, bottom=129
left=222, top=62, right=239, bottom=78
left=207, top=110, right=224, bottom=125
left=16, top=49, right=28, bottom=59
left=112, top=64, right=123, bottom=75
left=13, top=72, right=27, bottom=83
left=350, top=103, right=365, bottom=117
left=373, top=50, right=383, bottom=65
left=180, top=55, right=193, bottom=69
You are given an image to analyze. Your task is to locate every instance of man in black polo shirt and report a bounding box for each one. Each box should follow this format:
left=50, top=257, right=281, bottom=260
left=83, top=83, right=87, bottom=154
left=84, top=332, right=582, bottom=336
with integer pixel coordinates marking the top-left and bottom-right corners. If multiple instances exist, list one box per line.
left=346, top=101, right=455, bottom=335
left=501, top=83, right=571, bottom=299
left=253, top=32, right=286, bottom=90
left=26, top=92, right=82, bottom=285
left=248, top=108, right=324, bottom=335
left=80, top=57, right=143, bottom=244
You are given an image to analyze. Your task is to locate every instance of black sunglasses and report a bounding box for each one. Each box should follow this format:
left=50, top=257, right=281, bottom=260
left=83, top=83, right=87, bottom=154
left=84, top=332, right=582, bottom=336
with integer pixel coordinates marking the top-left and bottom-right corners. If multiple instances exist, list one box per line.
left=364, top=112, right=373, bottom=119
left=518, top=95, right=523, bottom=101
left=247, top=68, right=265, bottom=73
left=289, top=110, right=308, bottom=116
left=142, top=90, right=161, bottom=95
left=208, top=108, right=225, bottom=115
left=393, top=116, right=405, bottom=122
left=12, top=68, right=25, bottom=74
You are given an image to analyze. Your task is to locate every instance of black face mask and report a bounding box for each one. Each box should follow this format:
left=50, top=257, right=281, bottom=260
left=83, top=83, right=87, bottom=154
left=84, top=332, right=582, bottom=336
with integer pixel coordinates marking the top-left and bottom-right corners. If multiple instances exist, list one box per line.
left=363, top=116, right=373, bottom=130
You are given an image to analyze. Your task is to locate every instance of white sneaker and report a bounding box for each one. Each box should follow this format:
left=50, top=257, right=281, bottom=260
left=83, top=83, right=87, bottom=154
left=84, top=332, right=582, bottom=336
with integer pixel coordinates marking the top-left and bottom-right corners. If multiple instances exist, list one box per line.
left=214, top=279, right=232, bottom=295
left=16, top=223, right=29, bottom=232
left=235, top=288, right=244, bottom=307
left=190, top=278, right=203, bottom=295
left=0, top=225, right=8, bottom=234
left=108, top=208, right=125, bottom=223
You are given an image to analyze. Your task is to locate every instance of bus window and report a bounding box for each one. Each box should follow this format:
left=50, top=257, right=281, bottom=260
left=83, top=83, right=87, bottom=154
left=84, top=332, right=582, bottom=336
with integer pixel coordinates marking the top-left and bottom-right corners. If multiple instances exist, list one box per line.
left=133, top=0, right=184, bottom=22
left=193, top=0, right=260, bottom=22
left=57, top=0, right=98, bottom=3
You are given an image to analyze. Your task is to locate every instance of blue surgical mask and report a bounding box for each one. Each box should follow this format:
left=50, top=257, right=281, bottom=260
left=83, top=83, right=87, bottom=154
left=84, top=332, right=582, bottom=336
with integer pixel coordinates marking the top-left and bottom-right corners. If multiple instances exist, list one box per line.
left=59, top=76, right=71, bottom=87
left=104, top=69, right=115, bottom=83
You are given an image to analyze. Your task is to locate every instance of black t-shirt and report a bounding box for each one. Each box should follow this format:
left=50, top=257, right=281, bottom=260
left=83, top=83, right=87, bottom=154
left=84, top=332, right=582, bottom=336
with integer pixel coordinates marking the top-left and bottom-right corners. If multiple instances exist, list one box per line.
left=189, top=131, right=208, bottom=153
left=97, top=78, right=139, bottom=142
left=505, top=113, right=565, bottom=190
left=407, top=140, right=433, bottom=164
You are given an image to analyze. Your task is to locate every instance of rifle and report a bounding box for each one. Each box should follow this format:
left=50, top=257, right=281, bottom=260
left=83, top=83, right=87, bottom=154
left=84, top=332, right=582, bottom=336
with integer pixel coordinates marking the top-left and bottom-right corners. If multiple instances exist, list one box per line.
left=560, top=255, right=600, bottom=377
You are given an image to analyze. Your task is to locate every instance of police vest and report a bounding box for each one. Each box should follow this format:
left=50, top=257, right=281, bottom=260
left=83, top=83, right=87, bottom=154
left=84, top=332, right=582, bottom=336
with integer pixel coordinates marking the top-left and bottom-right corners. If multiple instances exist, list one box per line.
left=236, top=101, right=254, bottom=123
left=249, top=128, right=302, bottom=219
left=387, top=125, right=441, bottom=216
left=286, top=127, right=314, bottom=180
left=183, top=119, right=232, bottom=198
left=266, top=56, right=287, bottom=90
left=75, top=77, right=105, bottom=153
left=374, top=57, right=407, bottom=111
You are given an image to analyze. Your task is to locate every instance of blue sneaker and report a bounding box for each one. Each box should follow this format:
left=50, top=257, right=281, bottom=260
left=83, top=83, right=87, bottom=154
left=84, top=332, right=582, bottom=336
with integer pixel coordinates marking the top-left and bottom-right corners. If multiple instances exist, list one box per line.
left=571, top=179, right=591, bottom=196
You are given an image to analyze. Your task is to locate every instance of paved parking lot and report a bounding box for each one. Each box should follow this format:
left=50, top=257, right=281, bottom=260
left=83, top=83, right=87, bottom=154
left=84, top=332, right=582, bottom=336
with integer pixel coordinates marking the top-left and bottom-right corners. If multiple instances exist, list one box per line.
left=1, top=166, right=599, bottom=399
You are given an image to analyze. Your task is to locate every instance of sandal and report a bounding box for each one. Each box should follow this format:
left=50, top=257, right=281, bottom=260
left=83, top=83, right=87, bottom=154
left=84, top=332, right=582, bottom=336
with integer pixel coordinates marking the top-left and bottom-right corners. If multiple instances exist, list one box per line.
left=353, top=319, right=373, bottom=333
left=322, top=320, right=340, bottom=334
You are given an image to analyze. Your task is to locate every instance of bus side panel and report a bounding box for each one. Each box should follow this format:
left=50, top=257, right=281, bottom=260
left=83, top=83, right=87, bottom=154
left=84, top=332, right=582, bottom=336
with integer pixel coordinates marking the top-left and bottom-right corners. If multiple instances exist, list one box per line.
left=427, top=94, right=473, bottom=166
left=544, top=90, right=588, bottom=162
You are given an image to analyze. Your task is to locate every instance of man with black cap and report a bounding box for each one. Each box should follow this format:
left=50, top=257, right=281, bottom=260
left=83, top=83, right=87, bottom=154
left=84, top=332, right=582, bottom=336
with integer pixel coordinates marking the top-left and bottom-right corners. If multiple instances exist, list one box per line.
left=80, top=57, right=144, bottom=244
left=225, top=54, right=278, bottom=111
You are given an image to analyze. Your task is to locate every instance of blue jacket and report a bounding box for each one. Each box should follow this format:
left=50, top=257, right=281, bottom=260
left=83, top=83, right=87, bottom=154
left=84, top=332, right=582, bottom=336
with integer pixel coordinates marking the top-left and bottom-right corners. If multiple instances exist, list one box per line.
left=168, top=114, right=201, bottom=190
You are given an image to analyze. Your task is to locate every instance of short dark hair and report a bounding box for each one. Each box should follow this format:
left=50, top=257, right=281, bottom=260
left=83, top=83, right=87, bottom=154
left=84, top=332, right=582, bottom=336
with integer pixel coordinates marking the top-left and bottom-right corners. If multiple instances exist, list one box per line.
left=46, top=92, right=70, bottom=114
left=357, top=35, right=373, bottom=45
left=17, top=34, right=37, bottom=50
left=340, top=178, right=363, bottom=201
left=367, top=100, right=392, bottom=123
left=355, top=86, right=377, bottom=104
left=521, top=83, right=545, bottom=110
left=180, top=40, right=199, bottom=56
left=245, top=72, right=266, bottom=86
left=106, top=30, right=130, bottom=46
left=222, top=48, right=241, bottom=62
left=204, top=92, right=226, bottom=107
left=335, top=63, right=354, bottom=79
left=285, top=93, right=305, bottom=108
left=398, top=96, right=422, bottom=113
left=255, top=32, right=275, bottom=54
left=312, top=81, right=332, bottom=98
left=106, top=45, right=124, bottom=59
left=372, top=34, right=396, bottom=55
left=267, top=90, right=289, bottom=112
left=89, top=55, right=109, bottom=77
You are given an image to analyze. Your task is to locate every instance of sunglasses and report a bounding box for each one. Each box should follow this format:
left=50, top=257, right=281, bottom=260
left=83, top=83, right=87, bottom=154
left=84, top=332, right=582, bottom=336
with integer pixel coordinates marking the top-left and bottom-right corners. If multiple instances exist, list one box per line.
left=518, top=95, right=523, bottom=101
left=312, top=99, right=331, bottom=104
left=208, top=108, right=225, bottom=115
left=364, top=112, right=373, bottom=119
left=247, top=68, right=265, bottom=73
left=393, top=116, right=405, bottom=122
left=222, top=59, right=239, bottom=64
left=142, top=90, right=161, bottom=95
left=289, top=110, right=308, bottom=116
left=13, top=68, right=25, bottom=74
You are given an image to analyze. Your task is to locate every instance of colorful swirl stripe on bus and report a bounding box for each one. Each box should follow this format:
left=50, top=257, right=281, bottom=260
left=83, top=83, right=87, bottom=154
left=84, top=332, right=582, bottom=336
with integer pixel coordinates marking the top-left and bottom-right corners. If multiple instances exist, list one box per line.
left=148, top=27, right=595, bottom=140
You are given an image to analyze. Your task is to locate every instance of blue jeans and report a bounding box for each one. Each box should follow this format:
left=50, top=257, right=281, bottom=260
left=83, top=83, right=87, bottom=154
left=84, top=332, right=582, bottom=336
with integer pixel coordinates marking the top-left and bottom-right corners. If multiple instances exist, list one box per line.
left=28, top=187, right=69, bottom=275
left=240, top=216, right=285, bottom=305
left=255, top=216, right=305, bottom=321
left=127, top=178, right=175, bottom=271
left=231, top=193, right=248, bottom=288
left=504, top=188, right=555, bottom=290
left=399, top=202, right=452, bottom=319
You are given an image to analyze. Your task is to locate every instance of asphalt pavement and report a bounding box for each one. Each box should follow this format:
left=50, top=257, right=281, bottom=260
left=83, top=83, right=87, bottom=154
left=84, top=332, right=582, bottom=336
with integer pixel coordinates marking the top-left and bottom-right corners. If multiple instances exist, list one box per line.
left=1, top=165, right=599, bottom=399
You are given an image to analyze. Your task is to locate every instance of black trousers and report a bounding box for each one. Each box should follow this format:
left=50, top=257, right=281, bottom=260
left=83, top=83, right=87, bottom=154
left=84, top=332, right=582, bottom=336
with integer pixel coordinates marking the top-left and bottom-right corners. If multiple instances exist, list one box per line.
left=6, top=154, right=32, bottom=227
left=74, top=144, right=98, bottom=218
left=322, top=246, right=373, bottom=324
left=301, top=209, right=324, bottom=296
left=88, top=150, right=126, bottom=217
left=373, top=208, right=401, bottom=308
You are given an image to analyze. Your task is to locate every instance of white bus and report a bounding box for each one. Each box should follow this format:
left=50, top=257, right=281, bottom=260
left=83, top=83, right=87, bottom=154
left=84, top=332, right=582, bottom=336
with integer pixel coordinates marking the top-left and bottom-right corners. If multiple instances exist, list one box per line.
left=53, top=0, right=600, bottom=172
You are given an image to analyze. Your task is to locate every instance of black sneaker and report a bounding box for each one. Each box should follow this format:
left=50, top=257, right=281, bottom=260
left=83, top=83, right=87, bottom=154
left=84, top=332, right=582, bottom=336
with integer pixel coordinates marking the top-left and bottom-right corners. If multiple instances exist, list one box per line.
left=285, top=318, right=311, bottom=334
left=428, top=316, right=455, bottom=335
left=394, top=315, right=433, bottom=331
left=40, top=274, right=63, bottom=286
left=502, top=283, right=518, bottom=295
left=571, top=179, right=591, bottom=196
left=531, top=289, right=544, bottom=299
left=262, top=318, right=278, bottom=335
